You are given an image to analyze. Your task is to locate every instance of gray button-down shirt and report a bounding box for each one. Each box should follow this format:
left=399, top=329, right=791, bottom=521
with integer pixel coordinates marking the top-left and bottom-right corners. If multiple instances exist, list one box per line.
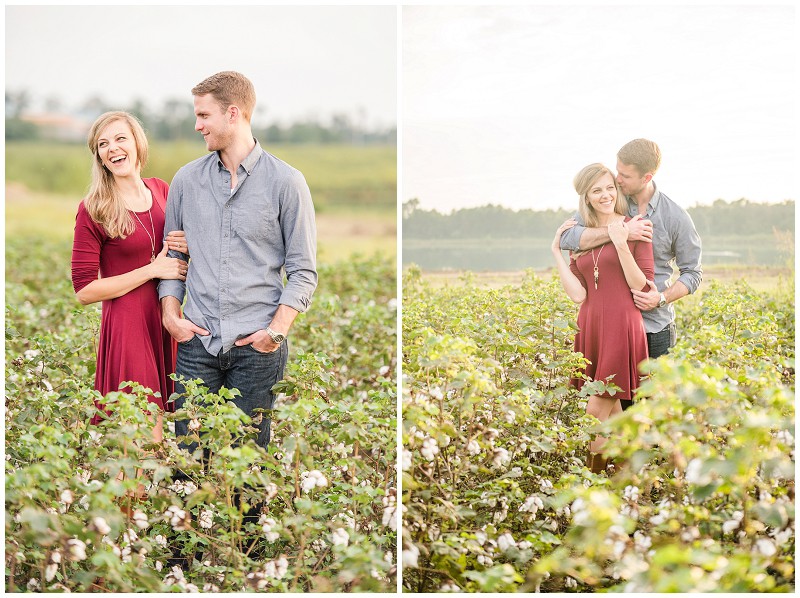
left=158, top=140, right=317, bottom=355
left=560, top=182, right=702, bottom=334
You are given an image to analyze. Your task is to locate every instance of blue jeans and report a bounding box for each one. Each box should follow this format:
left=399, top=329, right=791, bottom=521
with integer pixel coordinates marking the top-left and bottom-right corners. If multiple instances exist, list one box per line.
left=173, top=335, right=288, bottom=450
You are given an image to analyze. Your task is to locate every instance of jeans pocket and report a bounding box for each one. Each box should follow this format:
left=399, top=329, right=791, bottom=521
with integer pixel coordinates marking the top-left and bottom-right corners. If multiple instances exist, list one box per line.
left=246, top=343, right=280, bottom=356
left=178, top=334, right=196, bottom=345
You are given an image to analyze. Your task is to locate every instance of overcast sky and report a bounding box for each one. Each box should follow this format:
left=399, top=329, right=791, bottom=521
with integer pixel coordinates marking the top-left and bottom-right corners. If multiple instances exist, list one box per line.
left=403, top=4, right=797, bottom=212
left=5, top=5, right=397, bottom=128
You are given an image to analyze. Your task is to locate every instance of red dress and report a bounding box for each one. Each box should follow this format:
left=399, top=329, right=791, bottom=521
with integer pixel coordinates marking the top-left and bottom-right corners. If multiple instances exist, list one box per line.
left=71, top=178, right=176, bottom=423
left=569, top=224, right=654, bottom=400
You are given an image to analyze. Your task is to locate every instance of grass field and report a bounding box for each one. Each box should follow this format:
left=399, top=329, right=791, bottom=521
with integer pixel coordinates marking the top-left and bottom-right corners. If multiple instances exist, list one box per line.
left=6, top=141, right=396, bottom=212
left=414, top=263, right=793, bottom=294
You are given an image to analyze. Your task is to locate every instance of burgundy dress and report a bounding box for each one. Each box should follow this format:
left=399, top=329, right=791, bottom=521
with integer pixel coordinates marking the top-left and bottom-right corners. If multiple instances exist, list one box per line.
left=71, top=178, right=176, bottom=423
left=569, top=222, right=654, bottom=400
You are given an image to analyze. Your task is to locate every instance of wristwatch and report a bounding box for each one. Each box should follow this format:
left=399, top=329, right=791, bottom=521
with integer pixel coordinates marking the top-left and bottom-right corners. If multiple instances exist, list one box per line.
left=266, top=327, right=286, bottom=344
left=657, top=293, right=667, bottom=308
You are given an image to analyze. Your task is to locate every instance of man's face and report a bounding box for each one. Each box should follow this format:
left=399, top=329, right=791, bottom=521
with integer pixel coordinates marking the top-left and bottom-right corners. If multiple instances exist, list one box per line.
left=615, top=160, right=648, bottom=197
left=194, top=94, right=234, bottom=152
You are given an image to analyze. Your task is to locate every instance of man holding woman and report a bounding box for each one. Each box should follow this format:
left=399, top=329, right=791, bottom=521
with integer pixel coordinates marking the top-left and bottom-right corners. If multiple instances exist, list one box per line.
left=559, top=139, right=703, bottom=409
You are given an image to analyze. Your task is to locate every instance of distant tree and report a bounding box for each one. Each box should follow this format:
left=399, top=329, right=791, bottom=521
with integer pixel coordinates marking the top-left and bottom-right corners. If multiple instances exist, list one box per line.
left=5, top=90, right=32, bottom=118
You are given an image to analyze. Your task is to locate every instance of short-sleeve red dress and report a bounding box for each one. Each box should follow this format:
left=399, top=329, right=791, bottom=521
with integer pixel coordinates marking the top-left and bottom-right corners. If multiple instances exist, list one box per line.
left=569, top=221, right=655, bottom=400
left=71, top=178, right=176, bottom=424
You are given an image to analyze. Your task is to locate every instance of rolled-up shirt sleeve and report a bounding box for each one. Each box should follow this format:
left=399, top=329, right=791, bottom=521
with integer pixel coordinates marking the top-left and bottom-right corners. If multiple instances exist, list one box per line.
left=672, top=211, right=703, bottom=294
left=157, top=175, right=186, bottom=303
left=559, top=211, right=584, bottom=252
left=278, top=169, right=318, bottom=312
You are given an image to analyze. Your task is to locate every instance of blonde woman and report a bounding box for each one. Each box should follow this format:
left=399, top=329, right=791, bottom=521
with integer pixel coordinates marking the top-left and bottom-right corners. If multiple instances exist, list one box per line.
left=551, top=163, right=654, bottom=473
left=71, top=111, right=188, bottom=442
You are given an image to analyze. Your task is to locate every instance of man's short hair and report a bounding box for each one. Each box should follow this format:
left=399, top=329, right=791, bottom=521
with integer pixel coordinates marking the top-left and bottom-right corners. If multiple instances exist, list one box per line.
left=617, top=138, right=661, bottom=176
left=192, top=71, right=256, bottom=122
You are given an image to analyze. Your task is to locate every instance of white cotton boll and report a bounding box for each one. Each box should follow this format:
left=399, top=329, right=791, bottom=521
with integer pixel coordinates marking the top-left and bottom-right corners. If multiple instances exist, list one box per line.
left=45, top=563, right=58, bottom=582
left=623, top=485, right=640, bottom=502
left=188, top=419, right=201, bottom=432
left=154, top=534, right=168, bottom=548
left=379, top=365, right=391, bottom=376
left=684, top=458, right=703, bottom=484
left=497, top=532, right=517, bottom=552
left=756, top=538, right=777, bottom=557
left=60, top=489, right=75, bottom=505
left=420, top=438, right=439, bottom=462
left=402, top=543, right=419, bottom=569
left=331, top=528, right=350, bottom=547
left=66, top=538, right=87, bottom=562
left=402, top=449, right=413, bottom=471
left=132, top=510, right=149, bottom=530
left=91, top=517, right=111, bottom=536
left=467, top=440, right=481, bottom=456
left=565, top=577, right=577, bottom=589
left=492, top=447, right=511, bottom=468
left=429, top=386, right=444, bottom=400
left=199, top=510, right=214, bottom=530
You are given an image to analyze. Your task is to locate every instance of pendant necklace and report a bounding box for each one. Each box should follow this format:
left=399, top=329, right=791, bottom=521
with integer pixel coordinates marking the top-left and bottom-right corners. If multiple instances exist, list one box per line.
left=130, top=184, right=156, bottom=262
left=591, top=244, right=604, bottom=290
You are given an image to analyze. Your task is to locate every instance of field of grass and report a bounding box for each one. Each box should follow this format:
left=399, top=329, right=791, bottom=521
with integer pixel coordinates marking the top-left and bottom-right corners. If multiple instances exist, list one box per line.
left=413, top=261, right=793, bottom=294
left=6, top=182, right=395, bottom=266
left=5, top=141, right=396, bottom=212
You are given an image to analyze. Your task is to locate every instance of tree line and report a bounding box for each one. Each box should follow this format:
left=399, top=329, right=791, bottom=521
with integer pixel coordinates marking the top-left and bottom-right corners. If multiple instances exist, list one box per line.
left=402, top=198, right=795, bottom=239
left=5, top=90, right=395, bottom=144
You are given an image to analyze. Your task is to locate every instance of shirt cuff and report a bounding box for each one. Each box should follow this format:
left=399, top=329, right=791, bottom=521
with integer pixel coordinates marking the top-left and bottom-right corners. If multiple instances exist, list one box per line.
left=279, top=288, right=313, bottom=313
left=158, top=279, right=185, bottom=302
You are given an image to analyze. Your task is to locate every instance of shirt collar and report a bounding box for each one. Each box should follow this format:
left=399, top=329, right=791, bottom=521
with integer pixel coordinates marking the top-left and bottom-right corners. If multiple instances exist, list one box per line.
left=626, top=180, right=662, bottom=215
left=215, top=138, right=263, bottom=174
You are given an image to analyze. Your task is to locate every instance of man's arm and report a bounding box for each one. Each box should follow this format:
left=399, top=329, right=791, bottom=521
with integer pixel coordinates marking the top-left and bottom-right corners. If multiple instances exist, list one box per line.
left=632, top=210, right=702, bottom=311
left=234, top=169, right=316, bottom=353
left=560, top=213, right=653, bottom=251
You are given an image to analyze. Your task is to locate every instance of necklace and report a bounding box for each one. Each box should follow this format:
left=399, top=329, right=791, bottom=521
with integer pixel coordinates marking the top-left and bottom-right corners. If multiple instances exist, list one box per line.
left=131, top=207, right=156, bottom=263
left=591, top=244, right=605, bottom=290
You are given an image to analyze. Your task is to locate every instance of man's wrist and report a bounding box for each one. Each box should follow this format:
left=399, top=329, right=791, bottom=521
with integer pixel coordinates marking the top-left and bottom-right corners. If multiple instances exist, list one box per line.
left=266, top=327, right=286, bottom=344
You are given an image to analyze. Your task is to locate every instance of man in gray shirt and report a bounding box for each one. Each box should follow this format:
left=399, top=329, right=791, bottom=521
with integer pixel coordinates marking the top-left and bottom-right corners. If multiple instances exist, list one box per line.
left=561, top=138, right=702, bottom=408
left=158, top=71, right=317, bottom=449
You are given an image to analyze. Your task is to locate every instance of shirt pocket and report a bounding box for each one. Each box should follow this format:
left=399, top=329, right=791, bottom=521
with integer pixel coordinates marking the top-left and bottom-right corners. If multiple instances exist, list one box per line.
left=235, top=198, right=281, bottom=242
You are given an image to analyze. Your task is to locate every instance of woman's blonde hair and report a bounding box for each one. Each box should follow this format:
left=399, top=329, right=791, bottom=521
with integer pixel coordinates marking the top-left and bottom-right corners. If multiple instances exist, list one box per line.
left=84, top=111, right=149, bottom=238
left=574, top=163, right=627, bottom=228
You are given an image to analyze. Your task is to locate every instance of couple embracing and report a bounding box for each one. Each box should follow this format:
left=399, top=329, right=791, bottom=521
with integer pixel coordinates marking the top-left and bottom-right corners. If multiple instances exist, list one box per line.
left=550, top=139, right=703, bottom=473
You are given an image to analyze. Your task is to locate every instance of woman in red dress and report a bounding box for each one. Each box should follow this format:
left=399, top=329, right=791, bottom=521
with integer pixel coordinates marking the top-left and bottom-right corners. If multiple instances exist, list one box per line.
left=550, top=163, right=654, bottom=473
left=71, top=111, right=189, bottom=442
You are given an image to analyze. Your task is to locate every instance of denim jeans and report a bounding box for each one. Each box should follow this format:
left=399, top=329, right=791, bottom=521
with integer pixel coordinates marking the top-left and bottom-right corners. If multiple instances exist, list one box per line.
left=173, top=334, right=288, bottom=450
left=647, top=323, right=675, bottom=360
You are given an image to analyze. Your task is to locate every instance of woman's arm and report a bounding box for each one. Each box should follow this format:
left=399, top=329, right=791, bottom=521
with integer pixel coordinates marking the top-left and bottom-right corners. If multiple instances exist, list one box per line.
left=71, top=203, right=187, bottom=306
left=551, top=219, right=586, bottom=304
left=75, top=243, right=187, bottom=305
left=608, top=220, right=647, bottom=290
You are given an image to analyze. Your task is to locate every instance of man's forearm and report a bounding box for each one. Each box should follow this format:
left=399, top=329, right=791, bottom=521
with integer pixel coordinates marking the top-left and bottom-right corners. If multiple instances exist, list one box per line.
left=161, top=295, right=182, bottom=325
left=269, top=304, right=300, bottom=336
left=578, top=226, right=611, bottom=251
left=664, top=280, right=689, bottom=304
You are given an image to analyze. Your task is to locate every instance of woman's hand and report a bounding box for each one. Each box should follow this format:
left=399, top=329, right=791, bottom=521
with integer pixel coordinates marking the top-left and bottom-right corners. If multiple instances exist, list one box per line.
left=552, top=219, right=576, bottom=253
left=608, top=219, right=629, bottom=247
left=149, top=244, right=188, bottom=281
left=165, top=230, right=189, bottom=255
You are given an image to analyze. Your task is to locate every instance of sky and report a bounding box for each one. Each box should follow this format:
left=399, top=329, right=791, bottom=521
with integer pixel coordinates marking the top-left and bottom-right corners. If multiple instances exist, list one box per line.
left=5, top=5, right=397, bottom=129
left=403, top=4, right=797, bottom=212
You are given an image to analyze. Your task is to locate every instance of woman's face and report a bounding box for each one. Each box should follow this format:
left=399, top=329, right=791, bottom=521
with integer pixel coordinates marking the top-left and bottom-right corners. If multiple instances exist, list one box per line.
left=96, top=119, right=139, bottom=178
left=586, top=172, right=618, bottom=215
